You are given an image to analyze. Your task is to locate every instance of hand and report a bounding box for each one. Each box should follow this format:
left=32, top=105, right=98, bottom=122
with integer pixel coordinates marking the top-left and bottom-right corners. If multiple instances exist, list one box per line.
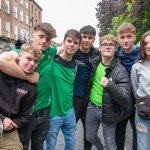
left=100, top=77, right=109, bottom=87
left=57, top=46, right=64, bottom=54
left=3, top=117, right=18, bottom=131
left=27, top=72, right=39, bottom=83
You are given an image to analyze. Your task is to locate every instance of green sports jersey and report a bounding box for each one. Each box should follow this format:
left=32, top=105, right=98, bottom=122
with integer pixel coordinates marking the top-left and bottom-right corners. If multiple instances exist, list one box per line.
left=49, top=56, right=77, bottom=117
left=90, top=62, right=106, bottom=106
left=14, top=46, right=57, bottom=112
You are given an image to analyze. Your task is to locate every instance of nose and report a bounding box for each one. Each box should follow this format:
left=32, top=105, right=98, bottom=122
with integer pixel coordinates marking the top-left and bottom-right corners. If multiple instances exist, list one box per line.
left=147, top=42, right=150, bottom=47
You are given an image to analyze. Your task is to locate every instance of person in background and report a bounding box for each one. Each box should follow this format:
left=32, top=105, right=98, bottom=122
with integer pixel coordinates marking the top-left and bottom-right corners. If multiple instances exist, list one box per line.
left=85, top=34, right=131, bottom=150
left=45, top=29, right=82, bottom=150
left=0, top=43, right=42, bottom=150
left=73, top=25, right=99, bottom=150
left=131, top=30, right=150, bottom=150
left=116, top=23, right=141, bottom=150
left=0, top=22, right=58, bottom=150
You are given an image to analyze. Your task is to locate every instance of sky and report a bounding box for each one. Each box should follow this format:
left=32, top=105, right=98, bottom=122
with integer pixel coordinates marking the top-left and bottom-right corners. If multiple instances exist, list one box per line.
left=36, top=0, right=100, bottom=46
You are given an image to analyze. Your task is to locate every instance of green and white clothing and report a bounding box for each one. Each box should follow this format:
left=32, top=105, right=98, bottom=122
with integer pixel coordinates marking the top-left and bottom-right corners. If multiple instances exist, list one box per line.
left=15, top=46, right=57, bottom=112
left=49, top=55, right=77, bottom=117
left=90, top=62, right=106, bottom=106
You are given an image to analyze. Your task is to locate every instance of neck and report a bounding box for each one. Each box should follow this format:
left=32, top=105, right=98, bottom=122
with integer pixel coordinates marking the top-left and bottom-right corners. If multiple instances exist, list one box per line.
left=80, top=47, right=91, bottom=53
left=122, top=45, right=134, bottom=54
left=102, top=56, right=114, bottom=65
left=60, top=53, right=73, bottom=61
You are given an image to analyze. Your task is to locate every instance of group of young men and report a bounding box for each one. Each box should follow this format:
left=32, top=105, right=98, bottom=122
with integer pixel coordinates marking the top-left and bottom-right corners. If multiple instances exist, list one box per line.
left=0, top=22, right=141, bottom=150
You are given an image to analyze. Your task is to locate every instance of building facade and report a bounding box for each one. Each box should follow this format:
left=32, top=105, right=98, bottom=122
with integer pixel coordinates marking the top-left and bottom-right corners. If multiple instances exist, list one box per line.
left=0, top=0, right=42, bottom=50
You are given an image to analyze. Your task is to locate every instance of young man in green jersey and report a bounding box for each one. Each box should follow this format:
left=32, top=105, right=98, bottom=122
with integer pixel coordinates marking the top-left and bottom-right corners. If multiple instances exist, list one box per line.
left=45, top=29, right=82, bottom=150
left=0, top=23, right=58, bottom=150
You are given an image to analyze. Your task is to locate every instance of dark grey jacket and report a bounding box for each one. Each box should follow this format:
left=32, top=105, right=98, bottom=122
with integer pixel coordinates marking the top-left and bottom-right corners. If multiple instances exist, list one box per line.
left=89, top=55, right=132, bottom=123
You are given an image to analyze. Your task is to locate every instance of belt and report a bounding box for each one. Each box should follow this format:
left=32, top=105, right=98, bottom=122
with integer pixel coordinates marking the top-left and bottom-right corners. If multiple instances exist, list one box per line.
left=33, top=108, right=49, bottom=116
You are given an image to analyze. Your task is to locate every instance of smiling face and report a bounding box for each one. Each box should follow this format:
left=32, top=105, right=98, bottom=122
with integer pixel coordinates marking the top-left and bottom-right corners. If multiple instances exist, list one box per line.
left=63, top=37, right=80, bottom=56
left=31, top=30, right=51, bottom=52
left=18, top=51, right=40, bottom=74
left=118, top=32, right=136, bottom=53
left=80, top=33, right=95, bottom=52
left=99, top=40, right=117, bottom=58
left=144, top=36, right=150, bottom=59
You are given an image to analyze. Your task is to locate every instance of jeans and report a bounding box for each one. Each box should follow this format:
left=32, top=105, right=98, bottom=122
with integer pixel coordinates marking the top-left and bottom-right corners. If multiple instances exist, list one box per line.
left=86, top=102, right=117, bottom=150
left=115, top=108, right=137, bottom=150
left=135, top=109, right=150, bottom=150
left=73, top=96, right=92, bottom=150
left=46, top=109, right=76, bottom=150
left=18, top=108, right=50, bottom=150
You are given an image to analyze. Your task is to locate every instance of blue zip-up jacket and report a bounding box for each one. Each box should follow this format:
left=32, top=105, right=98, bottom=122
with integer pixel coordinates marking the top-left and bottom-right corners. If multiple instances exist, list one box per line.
left=117, top=46, right=141, bottom=76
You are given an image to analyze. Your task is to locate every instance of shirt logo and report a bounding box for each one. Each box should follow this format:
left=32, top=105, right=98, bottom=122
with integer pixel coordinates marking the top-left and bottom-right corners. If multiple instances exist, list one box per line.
left=16, top=88, right=28, bottom=95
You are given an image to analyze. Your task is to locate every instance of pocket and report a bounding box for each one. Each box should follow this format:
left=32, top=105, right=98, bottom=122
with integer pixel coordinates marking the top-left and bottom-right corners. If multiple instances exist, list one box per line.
left=136, top=96, right=150, bottom=119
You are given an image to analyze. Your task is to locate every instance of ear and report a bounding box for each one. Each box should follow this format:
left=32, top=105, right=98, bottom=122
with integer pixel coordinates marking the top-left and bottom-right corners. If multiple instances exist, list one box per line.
left=99, top=46, right=101, bottom=52
left=31, top=32, right=34, bottom=41
left=18, top=54, right=21, bottom=61
left=134, top=35, right=136, bottom=42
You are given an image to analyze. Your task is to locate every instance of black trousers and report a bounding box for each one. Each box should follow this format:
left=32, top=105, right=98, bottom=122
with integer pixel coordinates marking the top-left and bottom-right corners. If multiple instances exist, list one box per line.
left=73, top=96, right=92, bottom=150
left=115, top=108, right=137, bottom=150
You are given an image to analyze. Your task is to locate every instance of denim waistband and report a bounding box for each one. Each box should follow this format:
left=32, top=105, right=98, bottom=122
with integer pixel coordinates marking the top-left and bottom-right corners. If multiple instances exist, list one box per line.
left=89, top=101, right=102, bottom=110
left=33, top=108, right=49, bottom=116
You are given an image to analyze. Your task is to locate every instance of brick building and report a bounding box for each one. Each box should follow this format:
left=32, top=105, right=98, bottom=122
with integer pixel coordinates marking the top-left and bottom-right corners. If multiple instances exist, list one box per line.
left=0, top=0, right=42, bottom=50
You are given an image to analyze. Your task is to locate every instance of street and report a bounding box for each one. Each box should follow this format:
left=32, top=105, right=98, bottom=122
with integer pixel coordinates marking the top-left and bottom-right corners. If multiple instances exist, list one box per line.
left=56, top=120, right=133, bottom=150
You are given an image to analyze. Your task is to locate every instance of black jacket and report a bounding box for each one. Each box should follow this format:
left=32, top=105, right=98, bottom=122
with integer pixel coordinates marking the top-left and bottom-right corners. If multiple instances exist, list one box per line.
left=0, top=71, right=37, bottom=128
left=88, top=55, right=132, bottom=123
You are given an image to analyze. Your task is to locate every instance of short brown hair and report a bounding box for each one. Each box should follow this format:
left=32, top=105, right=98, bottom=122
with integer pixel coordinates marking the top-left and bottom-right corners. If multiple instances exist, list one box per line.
left=100, top=34, right=117, bottom=45
left=64, top=29, right=82, bottom=44
left=140, top=30, right=150, bottom=61
left=34, top=22, right=57, bottom=39
left=117, top=23, right=136, bottom=35
left=20, top=43, right=42, bottom=58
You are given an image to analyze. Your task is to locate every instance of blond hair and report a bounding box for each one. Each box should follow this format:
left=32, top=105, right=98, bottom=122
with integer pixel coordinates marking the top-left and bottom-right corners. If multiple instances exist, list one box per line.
left=117, top=23, right=136, bottom=35
left=100, top=34, right=117, bottom=45
left=20, top=43, right=42, bottom=58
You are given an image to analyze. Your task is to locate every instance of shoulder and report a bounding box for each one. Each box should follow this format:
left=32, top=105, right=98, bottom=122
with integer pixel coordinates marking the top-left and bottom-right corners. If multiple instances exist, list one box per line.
left=46, top=46, right=57, bottom=55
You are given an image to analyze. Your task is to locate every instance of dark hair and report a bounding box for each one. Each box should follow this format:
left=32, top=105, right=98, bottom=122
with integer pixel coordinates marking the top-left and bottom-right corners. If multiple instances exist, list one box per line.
left=64, top=29, right=82, bottom=44
left=34, top=22, right=57, bottom=38
left=140, top=30, right=150, bottom=61
left=80, top=25, right=96, bottom=36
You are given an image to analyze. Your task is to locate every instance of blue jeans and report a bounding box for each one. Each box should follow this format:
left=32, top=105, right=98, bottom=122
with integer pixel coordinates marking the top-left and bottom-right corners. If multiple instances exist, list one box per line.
left=18, top=108, right=50, bottom=150
left=86, top=102, right=117, bottom=150
left=46, top=109, right=76, bottom=150
left=135, top=109, right=150, bottom=150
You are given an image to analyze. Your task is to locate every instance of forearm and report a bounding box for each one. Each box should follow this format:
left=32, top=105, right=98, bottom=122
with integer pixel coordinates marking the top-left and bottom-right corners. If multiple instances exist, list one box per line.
left=0, top=51, right=29, bottom=80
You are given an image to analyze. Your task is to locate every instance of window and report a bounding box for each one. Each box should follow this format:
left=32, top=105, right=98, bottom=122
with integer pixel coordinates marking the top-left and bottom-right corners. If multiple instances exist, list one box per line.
left=20, top=10, right=23, bottom=22
left=25, top=0, right=28, bottom=9
left=0, top=0, right=1, bottom=9
left=14, top=25, right=18, bottom=40
left=6, top=21, right=10, bottom=38
left=5, top=0, right=10, bottom=14
left=32, top=5, right=34, bottom=13
left=0, top=18, right=1, bottom=36
left=14, top=2, right=17, bottom=19
left=26, top=14, right=29, bottom=25
left=20, top=0, right=23, bottom=5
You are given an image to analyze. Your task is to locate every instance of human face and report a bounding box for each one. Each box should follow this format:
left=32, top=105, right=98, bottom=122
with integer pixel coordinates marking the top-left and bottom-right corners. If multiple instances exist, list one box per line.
left=80, top=33, right=95, bottom=52
left=18, top=51, right=40, bottom=74
left=118, top=32, right=136, bottom=52
left=31, top=30, right=51, bottom=52
left=144, top=36, right=150, bottom=59
left=99, top=40, right=117, bottom=57
left=63, top=37, right=80, bottom=56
